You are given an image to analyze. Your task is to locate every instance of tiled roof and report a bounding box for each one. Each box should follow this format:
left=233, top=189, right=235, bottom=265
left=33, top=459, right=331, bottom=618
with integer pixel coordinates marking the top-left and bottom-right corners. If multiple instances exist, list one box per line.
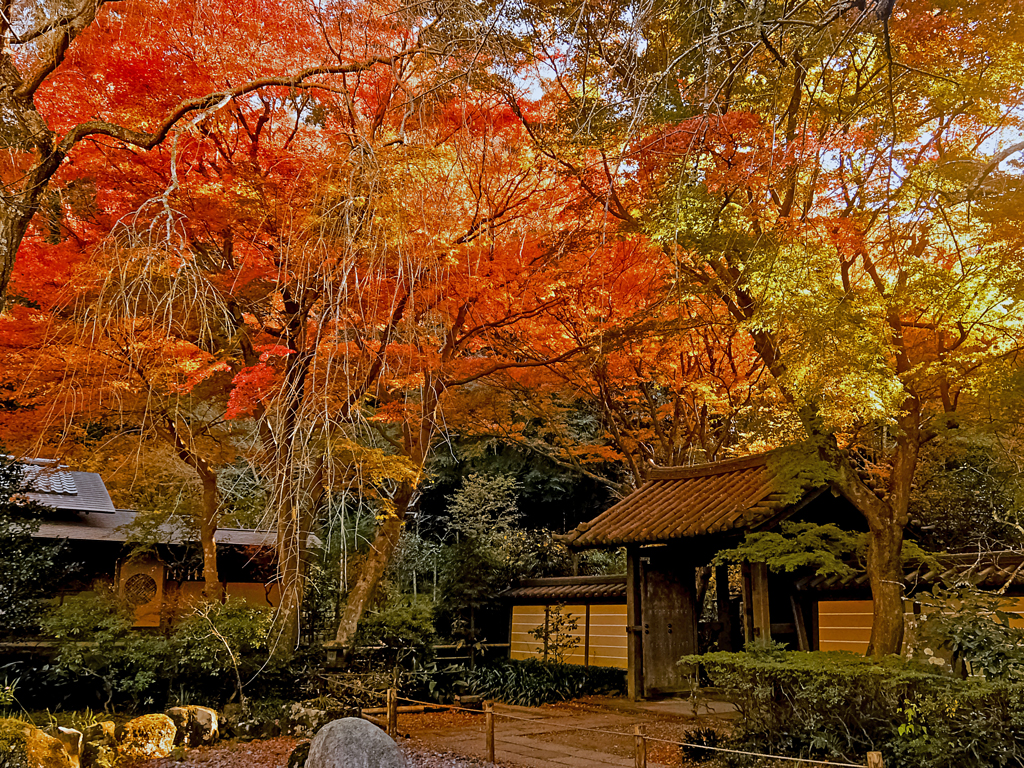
left=33, top=509, right=139, bottom=542
left=31, top=508, right=290, bottom=548
left=500, top=575, right=626, bottom=601
left=563, top=447, right=824, bottom=547
left=22, top=463, right=78, bottom=495
left=17, top=459, right=118, bottom=514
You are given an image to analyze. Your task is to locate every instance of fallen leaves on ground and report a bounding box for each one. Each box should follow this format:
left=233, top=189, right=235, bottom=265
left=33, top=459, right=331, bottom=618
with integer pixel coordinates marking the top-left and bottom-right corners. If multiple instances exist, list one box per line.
left=123, top=737, right=301, bottom=768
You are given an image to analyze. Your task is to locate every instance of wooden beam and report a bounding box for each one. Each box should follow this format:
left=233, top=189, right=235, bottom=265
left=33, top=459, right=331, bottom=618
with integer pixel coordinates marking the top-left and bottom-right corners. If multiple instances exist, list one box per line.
left=740, top=562, right=754, bottom=645
left=791, top=595, right=810, bottom=651
left=751, top=563, right=771, bottom=644
left=626, top=546, right=643, bottom=701
left=715, top=564, right=733, bottom=651
left=584, top=603, right=591, bottom=666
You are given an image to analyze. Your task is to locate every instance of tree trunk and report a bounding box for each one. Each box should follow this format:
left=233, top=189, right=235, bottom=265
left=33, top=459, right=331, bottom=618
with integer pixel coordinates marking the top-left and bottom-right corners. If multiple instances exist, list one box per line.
left=865, top=522, right=905, bottom=656
left=0, top=49, right=65, bottom=311
left=271, top=494, right=308, bottom=657
left=198, top=470, right=223, bottom=601
left=0, top=179, right=57, bottom=311
left=157, top=415, right=224, bottom=603
left=333, top=487, right=411, bottom=652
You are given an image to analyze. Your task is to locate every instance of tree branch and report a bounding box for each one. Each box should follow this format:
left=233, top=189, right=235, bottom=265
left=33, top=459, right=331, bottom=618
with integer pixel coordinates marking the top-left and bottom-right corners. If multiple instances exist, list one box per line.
left=56, top=47, right=426, bottom=154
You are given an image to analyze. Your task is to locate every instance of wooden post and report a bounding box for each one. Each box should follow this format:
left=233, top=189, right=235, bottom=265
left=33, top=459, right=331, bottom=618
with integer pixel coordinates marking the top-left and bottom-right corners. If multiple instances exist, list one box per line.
left=542, top=605, right=550, bottom=662
left=790, top=594, right=810, bottom=651
left=584, top=603, right=591, bottom=666
left=485, top=701, right=495, bottom=763
left=750, top=562, right=771, bottom=643
left=740, top=562, right=754, bottom=644
left=386, top=688, right=398, bottom=737
left=625, top=546, right=644, bottom=700
left=867, top=752, right=884, bottom=768
left=715, top=564, right=733, bottom=651
left=633, top=724, right=647, bottom=768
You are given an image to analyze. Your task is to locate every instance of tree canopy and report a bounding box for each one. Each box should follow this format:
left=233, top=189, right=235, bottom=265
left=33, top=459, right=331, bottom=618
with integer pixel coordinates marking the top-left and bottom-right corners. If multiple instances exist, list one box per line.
left=0, top=0, right=1023, bottom=658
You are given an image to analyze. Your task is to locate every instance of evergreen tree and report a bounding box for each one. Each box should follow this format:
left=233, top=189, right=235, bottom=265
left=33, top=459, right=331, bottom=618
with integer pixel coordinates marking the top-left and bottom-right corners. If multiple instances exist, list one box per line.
left=0, top=455, right=69, bottom=635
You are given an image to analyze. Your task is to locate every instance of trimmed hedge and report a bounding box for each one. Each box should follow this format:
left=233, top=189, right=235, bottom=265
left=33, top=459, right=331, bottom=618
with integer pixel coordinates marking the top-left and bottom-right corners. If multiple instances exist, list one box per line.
left=683, top=647, right=1024, bottom=768
left=466, top=658, right=625, bottom=706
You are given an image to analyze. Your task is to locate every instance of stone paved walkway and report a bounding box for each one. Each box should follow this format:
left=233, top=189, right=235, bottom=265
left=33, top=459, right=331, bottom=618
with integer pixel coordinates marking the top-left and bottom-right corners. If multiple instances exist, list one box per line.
left=402, top=696, right=737, bottom=768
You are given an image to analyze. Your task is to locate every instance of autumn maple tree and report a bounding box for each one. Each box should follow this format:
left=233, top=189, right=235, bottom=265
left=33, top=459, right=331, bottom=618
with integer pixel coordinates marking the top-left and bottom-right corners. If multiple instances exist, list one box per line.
left=0, top=0, right=429, bottom=311
left=3, top=0, right=1024, bottom=668
left=626, top=1, right=1024, bottom=654
left=489, top=0, right=1024, bottom=656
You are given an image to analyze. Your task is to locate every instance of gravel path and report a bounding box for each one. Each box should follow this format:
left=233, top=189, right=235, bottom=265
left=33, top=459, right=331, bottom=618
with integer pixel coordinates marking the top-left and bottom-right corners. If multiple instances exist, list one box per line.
left=400, top=744, right=494, bottom=768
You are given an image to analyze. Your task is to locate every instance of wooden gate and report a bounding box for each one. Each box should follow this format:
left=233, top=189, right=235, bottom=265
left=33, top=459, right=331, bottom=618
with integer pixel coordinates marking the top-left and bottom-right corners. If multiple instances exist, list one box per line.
left=641, top=551, right=698, bottom=697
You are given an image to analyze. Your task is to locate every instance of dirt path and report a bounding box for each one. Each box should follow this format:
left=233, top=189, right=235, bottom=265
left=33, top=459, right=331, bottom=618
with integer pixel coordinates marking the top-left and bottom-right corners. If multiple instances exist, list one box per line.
left=126, top=737, right=491, bottom=768
left=400, top=696, right=736, bottom=768
left=127, top=695, right=735, bottom=768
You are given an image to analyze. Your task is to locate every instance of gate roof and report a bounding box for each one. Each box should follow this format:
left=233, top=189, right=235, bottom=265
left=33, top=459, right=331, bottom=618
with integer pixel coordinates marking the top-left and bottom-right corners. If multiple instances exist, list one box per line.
left=563, top=446, right=827, bottom=547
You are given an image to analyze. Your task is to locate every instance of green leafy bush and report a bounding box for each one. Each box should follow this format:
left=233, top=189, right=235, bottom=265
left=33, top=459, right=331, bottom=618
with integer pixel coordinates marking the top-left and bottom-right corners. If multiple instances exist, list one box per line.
left=170, top=598, right=275, bottom=702
left=684, top=646, right=1024, bottom=768
left=42, top=592, right=169, bottom=709
left=355, top=600, right=436, bottom=658
left=42, top=591, right=280, bottom=709
left=910, top=584, right=1024, bottom=682
left=466, top=658, right=624, bottom=706
left=529, top=604, right=581, bottom=664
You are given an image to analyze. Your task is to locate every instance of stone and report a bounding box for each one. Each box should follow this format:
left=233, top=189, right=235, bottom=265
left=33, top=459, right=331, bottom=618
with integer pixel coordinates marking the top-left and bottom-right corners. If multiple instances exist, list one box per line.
left=81, top=723, right=115, bottom=747
left=306, top=718, right=406, bottom=768
left=116, top=714, right=176, bottom=761
left=220, top=703, right=245, bottom=738
left=42, top=726, right=83, bottom=768
left=0, top=717, right=74, bottom=768
left=453, top=695, right=484, bottom=710
left=287, top=741, right=311, bottom=768
left=165, top=706, right=219, bottom=747
left=286, top=703, right=329, bottom=738
left=80, top=742, right=116, bottom=768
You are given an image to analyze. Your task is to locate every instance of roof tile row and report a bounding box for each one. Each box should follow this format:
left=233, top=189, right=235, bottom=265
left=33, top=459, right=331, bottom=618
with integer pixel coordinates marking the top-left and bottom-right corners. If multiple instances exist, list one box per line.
left=563, top=447, right=822, bottom=547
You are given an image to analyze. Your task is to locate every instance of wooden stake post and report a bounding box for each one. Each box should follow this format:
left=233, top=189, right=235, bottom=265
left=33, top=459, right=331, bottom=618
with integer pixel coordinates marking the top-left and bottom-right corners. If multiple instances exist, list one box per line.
left=633, top=724, right=647, bottom=768
left=867, top=752, right=884, bottom=768
left=387, top=688, right=398, bottom=737
left=485, top=701, right=495, bottom=763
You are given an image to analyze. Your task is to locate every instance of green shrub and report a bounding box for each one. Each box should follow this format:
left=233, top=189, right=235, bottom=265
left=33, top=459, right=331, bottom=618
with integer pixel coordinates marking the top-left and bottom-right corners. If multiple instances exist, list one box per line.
left=355, top=600, right=436, bottom=658
left=42, top=592, right=280, bottom=709
left=42, top=592, right=169, bottom=709
left=910, top=584, right=1024, bottom=681
left=684, top=645, right=1024, bottom=768
left=170, top=599, right=275, bottom=703
left=466, top=658, right=624, bottom=706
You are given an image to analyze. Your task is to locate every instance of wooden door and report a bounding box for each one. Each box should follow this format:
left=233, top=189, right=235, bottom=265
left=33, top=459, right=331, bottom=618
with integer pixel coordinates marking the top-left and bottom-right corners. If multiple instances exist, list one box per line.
left=641, top=552, right=698, bottom=697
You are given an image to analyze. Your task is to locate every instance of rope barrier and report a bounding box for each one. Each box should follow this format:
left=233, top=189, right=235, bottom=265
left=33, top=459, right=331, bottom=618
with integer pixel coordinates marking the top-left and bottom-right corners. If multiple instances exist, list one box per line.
left=644, top=735, right=866, bottom=767
left=320, top=674, right=389, bottom=700
left=389, top=691, right=869, bottom=766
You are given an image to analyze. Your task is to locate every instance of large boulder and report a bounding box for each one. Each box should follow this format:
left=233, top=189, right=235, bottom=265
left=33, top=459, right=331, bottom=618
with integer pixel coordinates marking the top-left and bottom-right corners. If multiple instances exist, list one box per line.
left=0, top=718, right=74, bottom=768
left=306, top=718, right=405, bottom=768
left=41, top=727, right=82, bottom=768
left=165, top=706, right=219, bottom=747
left=116, top=714, right=176, bottom=761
